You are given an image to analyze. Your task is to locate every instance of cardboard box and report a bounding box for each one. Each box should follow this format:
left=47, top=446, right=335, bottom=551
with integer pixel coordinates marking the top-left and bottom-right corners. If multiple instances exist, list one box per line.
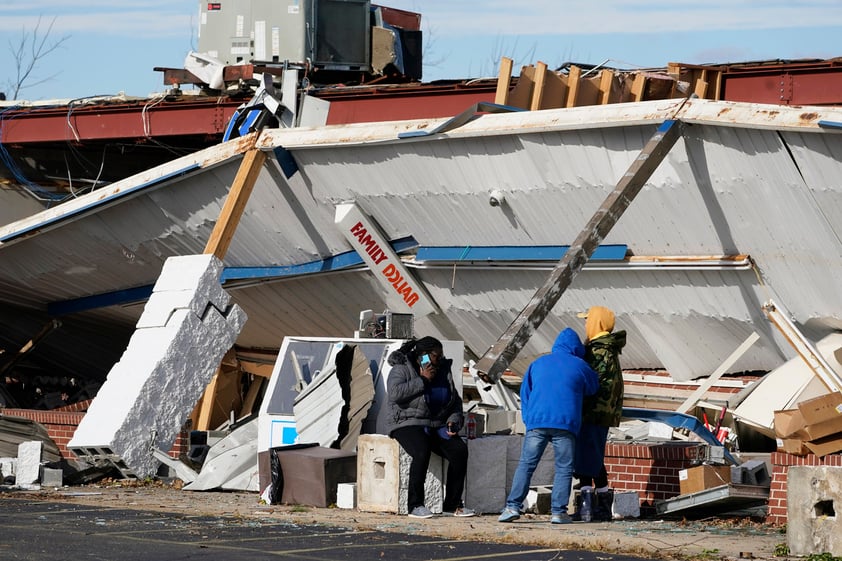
left=774, top=394, right=842, bottom=445
left=804, top=433, right=842, bottom=458
left=774, top=408, right=806, bottom=439
left=776, top=437, right=810, bottom=456
left=798, top=392, right=842, bottom=425
left=678, top=465, right=731, bottom=495
left=796, top=416, right=842, bottom=441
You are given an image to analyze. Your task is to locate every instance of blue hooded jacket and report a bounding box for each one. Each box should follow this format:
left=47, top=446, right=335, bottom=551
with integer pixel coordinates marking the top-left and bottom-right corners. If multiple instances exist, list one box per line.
left=520, top=327, right=599, bottom=434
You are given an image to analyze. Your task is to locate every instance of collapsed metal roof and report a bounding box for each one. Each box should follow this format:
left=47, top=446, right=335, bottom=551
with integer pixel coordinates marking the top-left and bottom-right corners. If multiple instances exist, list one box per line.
left=0, top=98, right=840, bottom=384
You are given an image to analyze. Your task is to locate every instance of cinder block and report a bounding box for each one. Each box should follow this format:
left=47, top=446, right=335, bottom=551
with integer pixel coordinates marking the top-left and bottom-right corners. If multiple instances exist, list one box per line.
left=612, top=490, right=640, bottom=519
left=475, top=409, right=518, bottom=435
left=787, top=465, right=842, bottom=555
left=40, top=466, right=63, bottom=487
left=741, top=459, right=771, bottom=487
left=0, top=457, right=15, bottom=479
left=466, top=435, right=556, bottom=514
left=525, top=486, right=552, bottom=514
left=16, top=441, right=41, bottom=485
left=337, top=483, right=356, bottom=509
left=356, top=434, right=444, bottom=514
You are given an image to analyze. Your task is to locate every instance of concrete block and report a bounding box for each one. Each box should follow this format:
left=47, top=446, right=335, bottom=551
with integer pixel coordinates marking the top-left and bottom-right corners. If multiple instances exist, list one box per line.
left=152, top=254, right=222, bottom=296
left=337, top=483, right=356, bottom=509
left=787, top=465, right=842, bottom=555
left=356, top=434, right=444, bottom=515
left=16, top=441, right=41, bottom=485
left=0, top=457, right=16, bottom=479
left=741, top=459, right=770, bottom=486
left=466, top=435, right=556, bottom=514
left=474, top=409, right=518, bottom=435
left=524, top=486, right=551, bottom=514
left=136, top=287, right=230, bottom=328
left=40, top=466, right=63, bottom=487
left=623, top=420, right=674, bottom=441
left=612, top=490, right=640, bottom=519
left=69, top=255, right=247, bottom=478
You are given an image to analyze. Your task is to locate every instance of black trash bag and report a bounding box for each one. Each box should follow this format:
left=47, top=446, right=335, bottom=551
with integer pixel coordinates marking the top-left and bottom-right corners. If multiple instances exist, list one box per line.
left=269, top=448, right=284, bottom=505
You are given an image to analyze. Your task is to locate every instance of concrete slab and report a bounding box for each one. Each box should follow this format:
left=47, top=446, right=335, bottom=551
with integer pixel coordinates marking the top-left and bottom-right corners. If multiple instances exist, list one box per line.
left=788, top=465, right=842, bottom=556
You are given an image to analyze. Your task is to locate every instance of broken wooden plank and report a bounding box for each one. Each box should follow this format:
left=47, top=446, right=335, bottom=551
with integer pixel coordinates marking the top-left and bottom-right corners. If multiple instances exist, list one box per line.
left=566, top=65, right=582, bottom=107
left=530, top=61, right=548, bottom=111
left=599, top=69, right=614, bottom=104
left=240, top=376, right=265, bottom=418
left=191, top=350, right=243, bottom=431
left=694, top=69, right=709, bottom=99
left=203, top=143, right=267, bottom=259
left=631, top=73, right=647, bottom=101
left=495, top=56, right=514, bottom=105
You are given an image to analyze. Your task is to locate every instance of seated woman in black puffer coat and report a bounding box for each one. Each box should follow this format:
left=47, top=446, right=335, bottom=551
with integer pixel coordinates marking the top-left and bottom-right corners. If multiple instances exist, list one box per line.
left=383, top=336, right=475, bottom=519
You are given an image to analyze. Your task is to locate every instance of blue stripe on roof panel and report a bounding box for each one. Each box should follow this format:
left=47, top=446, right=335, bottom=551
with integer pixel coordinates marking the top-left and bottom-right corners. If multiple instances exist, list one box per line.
left=48, top=237, right=419, bottom=316
left=47, top=242, right=625, bottom=316
left=48, top=285, right=155, bottom=317
left=414, top=245, right=628, bottom=262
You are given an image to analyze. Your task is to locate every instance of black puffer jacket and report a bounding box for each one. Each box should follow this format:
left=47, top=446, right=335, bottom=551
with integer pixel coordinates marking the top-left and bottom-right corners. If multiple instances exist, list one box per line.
left=383, top=348, right=464, bottom=437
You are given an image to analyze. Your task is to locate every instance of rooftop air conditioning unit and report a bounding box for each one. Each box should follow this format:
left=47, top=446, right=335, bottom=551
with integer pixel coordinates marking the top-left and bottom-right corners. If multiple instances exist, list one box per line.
left=356, top=310, right=414, bottom=339
left=198, top=0, right=371, bottom=71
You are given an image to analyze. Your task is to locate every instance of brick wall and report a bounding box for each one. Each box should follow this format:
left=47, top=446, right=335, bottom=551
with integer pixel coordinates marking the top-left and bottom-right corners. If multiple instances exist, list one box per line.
left=767, top=451, right=842, bottom=525
left=604, top=441, right=707, bottom=515
left=4, top=407, right=86, bottom=459
left=2, top=407, right=188, bottom=462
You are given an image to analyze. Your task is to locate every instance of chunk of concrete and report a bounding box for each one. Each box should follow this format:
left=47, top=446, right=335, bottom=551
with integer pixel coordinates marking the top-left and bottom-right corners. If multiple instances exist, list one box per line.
left=337, top=482, right=356, bottom=509
left=16, top=441, right=41, bottom=485
left=40, top=466, right=63, bottom=487
left=787, top=465, right=842, bottom=555
left=524, top=486, right=551, bottom=514
left=612, top=490, right=641, bottom=519
left=356, top=434, right=444, bottom=514
left=69, top=254, right=247, bottom=478
left=0, top=457, right=15, bottom=479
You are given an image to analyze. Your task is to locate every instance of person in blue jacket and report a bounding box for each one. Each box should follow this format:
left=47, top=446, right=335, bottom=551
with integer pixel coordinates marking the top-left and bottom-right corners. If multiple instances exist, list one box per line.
left=498, top=327, right=599, bottom=524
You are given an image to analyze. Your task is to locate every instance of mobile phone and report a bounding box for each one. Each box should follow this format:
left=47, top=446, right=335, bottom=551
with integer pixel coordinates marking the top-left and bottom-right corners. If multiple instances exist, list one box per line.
left=420, top=354, right=431, bottom=367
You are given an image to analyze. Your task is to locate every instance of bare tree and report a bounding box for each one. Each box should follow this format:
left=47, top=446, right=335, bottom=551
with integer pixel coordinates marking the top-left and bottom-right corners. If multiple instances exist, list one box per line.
left=6, top=16, right=70, bottom=100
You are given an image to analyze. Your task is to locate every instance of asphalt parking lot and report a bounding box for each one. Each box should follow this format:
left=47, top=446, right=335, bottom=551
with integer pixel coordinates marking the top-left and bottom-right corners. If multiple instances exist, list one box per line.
left=0, top=498, right=654, bottom=561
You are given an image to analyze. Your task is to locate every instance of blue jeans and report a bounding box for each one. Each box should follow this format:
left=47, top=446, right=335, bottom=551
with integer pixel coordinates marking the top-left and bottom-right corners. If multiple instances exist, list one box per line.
left=505, top=428, right=575, bottom=515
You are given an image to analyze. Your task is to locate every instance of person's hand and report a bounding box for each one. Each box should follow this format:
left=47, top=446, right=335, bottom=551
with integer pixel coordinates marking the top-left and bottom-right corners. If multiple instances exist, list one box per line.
left=419, top=362, right=434, bottom=381
left=446, top=422, right=458, bottom=436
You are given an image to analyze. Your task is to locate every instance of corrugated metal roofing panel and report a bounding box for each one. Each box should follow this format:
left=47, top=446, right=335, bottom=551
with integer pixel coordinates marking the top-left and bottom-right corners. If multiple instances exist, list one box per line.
left=1, top=99, right=842, bottom=383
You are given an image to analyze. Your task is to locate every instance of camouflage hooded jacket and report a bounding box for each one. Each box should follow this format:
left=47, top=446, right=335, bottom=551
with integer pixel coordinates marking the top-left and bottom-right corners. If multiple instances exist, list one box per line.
left=581, top=330, right=627, bottom=427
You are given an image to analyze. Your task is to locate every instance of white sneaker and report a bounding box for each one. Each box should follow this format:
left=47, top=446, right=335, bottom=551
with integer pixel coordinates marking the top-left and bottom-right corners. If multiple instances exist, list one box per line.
left=408, top=506, right=434, bottom=519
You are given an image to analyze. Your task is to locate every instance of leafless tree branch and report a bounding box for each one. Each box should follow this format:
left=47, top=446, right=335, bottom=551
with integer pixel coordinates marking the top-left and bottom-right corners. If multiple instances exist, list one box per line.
left=6, top=15, right=71, bottom=100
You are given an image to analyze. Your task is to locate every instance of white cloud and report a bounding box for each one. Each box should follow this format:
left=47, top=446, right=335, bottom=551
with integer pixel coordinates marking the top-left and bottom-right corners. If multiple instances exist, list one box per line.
left=384, top=0, right=842, bottom=36
left=0, top=0, right=194, bottom=37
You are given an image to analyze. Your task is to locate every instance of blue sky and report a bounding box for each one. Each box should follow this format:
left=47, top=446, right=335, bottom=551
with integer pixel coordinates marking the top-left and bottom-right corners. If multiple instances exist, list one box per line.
left=1, top=1, right=841, bottom=101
